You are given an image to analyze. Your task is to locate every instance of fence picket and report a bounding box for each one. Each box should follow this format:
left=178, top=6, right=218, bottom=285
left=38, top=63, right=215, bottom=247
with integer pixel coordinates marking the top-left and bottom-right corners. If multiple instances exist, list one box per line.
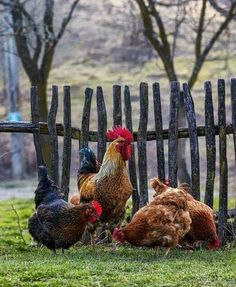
left=183, top=83, right=200, bottom=200
left=153, top=83, right=165, bottom=182
left=48, top=85, right=59, bottom=185
left=218, top=79, right=228, bottom=241
left=113, top=85, right=122, bottom=126
left=231, top=78, right=236, bottom=165
left=204, top=81, right=216, bottom=208
left=80, top=88, right=93, bottom=150
left=124, top=86, right=139, bottom=215
left=61, top=86, right=72, bottom=201
left=97, top=86, right=107, bottom=162
left=30, top=86, right=44, bottom=174
left=137, top=82, right=149, bottom=207
left=168, top=82, right=180, bottom=187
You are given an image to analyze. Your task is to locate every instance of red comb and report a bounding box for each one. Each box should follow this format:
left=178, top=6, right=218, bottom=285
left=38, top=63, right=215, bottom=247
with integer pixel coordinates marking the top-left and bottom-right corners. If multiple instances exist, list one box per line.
left=106, top=126, right=133, bottom=142
left=90, top=200, right=102, bottom=217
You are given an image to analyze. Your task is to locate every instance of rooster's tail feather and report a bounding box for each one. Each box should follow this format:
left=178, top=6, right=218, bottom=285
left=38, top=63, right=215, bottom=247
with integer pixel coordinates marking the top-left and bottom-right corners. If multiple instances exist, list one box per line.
left=78, top=148, right=98, bottom=175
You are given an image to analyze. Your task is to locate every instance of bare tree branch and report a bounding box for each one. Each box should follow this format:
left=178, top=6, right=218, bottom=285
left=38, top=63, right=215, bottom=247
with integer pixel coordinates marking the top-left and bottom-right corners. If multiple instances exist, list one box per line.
left=195, top=0, right=207, bottom=58
left=208, top=0, right=236, bottom=19
left=171, top=0, right=186, bottom=59
left=135, top=0, right=177, bottom=81
left=189, top=0, right=236, bottom=88
left=54, top=0, right=80, bottom=46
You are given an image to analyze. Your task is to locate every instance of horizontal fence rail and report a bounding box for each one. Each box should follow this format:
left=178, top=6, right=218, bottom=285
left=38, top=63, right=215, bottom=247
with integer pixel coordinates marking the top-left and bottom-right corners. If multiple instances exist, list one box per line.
left=0, top=121, right=234, bottom=140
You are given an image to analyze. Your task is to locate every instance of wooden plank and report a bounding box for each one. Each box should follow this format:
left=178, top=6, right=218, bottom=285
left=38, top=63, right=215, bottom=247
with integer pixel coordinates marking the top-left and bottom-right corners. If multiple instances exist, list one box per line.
left=80, top=88, right=93, bottom=149
left=137, top=82, right=149, bottom=207
left=30, top=86, right=44, bottom=174
left=124, top=85, right=139, bottom=215
left=61, top=86, right=72, bottom=201
left=48, top=85, right=59, bottom=185
left=183, top=83, right=200, bottom=200
left=96, top=86, right=107, bottom=162
left=231, top=78, right=236, bottom=165
left=153, top=82, right=165, bottom=182
left=168, top=82, right=180, bottom=187
left=0, top=121, right=234, bottom=142
left=217, top=79, right=228, bottom=242
left=204, top=81, right=216, bottom=208
left=113, top=85, right=122, bottom=126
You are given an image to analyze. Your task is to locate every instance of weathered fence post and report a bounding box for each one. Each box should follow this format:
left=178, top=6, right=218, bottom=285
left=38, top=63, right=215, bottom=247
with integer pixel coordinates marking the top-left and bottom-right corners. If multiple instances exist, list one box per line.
left=79, top=88, right=93, bottom=155
left=153, top=82, right=165, bottom=182
left=137, top=82, right=149, bottom=207
left=218, top=79, right=228, bottom=242
left=61, top=86, right=72, bottom=201
left=231, top=78, right=236, bottom=165
left=113, top=85, right=122, bottom=126
left=204, top=81, right=216, bottom=208
left=168, top=82, right=180, bottom=187
left=124, top=86, right=139, bottom=215
left=48, top=85, right=59, bottom=185
left=96, top=86, right=107, bottom=162
left=30, top=86, right=44, bottom=176
left=183, top=83, right=200, bottom=200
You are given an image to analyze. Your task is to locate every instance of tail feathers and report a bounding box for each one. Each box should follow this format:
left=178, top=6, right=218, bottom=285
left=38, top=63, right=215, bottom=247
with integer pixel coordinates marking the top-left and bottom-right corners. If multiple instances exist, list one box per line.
left=78, top=148, right=98, bottom=175
left=35, top=166, right=61, bottom=208
left=150, top=177, right=168, bottom=195
left=178, top=183, right=191, bottom=193
left=38, top=165, right=48, bottom=181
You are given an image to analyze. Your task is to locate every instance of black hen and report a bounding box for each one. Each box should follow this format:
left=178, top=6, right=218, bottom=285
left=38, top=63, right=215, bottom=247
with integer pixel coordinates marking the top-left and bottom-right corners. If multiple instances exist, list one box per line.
left=28, top=166, right=102, bottom=254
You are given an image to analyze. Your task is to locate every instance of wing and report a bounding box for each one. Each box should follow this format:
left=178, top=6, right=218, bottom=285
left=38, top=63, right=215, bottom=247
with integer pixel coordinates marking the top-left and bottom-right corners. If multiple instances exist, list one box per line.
left=77, top=173, right=97, bottom=203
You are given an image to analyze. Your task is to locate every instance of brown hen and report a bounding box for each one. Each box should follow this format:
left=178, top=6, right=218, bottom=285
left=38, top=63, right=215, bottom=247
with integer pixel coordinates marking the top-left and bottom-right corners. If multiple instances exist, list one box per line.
left=150, top=178, right=220, bottom=250
left=112, top=187, right=191, bottom=256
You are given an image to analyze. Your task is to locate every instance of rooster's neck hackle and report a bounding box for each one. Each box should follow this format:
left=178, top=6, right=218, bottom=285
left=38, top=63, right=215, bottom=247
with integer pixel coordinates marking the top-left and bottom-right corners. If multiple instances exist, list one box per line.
left=94, top=140, right=125, bottom=179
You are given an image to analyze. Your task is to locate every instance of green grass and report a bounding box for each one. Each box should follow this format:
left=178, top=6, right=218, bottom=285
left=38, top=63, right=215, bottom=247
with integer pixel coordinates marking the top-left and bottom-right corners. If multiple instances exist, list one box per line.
left=0, top=199, right=236, bottom=287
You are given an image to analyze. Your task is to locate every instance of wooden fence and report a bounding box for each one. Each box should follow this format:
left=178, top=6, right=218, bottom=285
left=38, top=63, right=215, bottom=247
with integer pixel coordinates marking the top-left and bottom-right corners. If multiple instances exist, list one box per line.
left=0, top=79, right=236, bottom=241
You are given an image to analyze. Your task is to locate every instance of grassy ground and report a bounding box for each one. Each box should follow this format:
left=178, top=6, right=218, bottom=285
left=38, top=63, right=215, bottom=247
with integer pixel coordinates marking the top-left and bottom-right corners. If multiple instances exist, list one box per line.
left=0, top=199, right=236, bottom=287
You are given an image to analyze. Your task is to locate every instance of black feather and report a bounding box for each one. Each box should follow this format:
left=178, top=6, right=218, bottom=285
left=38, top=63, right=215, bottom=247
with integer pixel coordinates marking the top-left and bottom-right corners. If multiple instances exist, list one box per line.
left=78, top=147, right=97, bottom=175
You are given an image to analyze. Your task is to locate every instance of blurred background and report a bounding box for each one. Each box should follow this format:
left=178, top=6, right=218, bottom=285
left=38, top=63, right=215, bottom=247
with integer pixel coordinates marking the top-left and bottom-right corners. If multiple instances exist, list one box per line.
left=0, top=0, right=235, bottom=201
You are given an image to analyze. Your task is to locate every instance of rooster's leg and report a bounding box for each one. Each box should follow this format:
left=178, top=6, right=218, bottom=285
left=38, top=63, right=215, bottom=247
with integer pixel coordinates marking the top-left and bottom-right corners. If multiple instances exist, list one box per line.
left=61, top=248, right=65, bottom=255
left=52, top=249, right=57, bottom=255
left=164, top=247, right=171, bottom=257
left=91, top=232, right=95, bottom=250
left=106, top=229, right=116, bottom=252
left=154, top=246, right=160, bottom=256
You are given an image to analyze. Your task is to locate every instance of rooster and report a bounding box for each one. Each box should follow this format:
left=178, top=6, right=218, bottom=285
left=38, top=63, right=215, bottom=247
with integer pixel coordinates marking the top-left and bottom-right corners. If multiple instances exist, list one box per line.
left=70, top=126, right=133, bottom=248
left=112, top=187, right=191, bottom=256
left=150, top=178, right=220, bottom=250
left=28, top=166, right=102, bottom=254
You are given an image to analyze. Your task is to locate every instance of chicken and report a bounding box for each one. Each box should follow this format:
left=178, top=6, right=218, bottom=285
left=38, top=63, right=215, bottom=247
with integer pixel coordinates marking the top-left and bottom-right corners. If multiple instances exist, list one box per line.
left=112, top=187, right=191, bottom=256
left=28, top=166, right=102, bottom=254
left=150, top=178, right=220, bottom=250
left=70, top=126, right=133, bottom=248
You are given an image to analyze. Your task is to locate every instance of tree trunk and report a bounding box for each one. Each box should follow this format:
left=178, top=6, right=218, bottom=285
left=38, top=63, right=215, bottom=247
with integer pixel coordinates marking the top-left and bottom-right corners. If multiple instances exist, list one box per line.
left=3, top=10, right=25, bottom=179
